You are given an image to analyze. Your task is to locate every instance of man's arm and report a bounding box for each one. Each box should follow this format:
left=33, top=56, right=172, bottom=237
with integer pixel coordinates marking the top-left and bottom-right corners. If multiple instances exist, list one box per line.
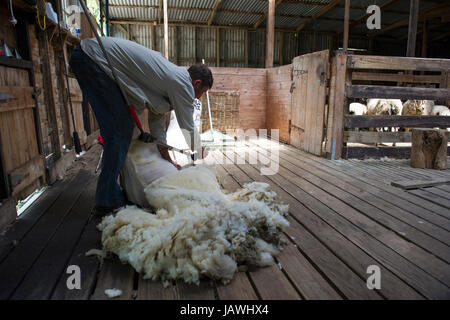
left=148, top=111, right=181, bottom=169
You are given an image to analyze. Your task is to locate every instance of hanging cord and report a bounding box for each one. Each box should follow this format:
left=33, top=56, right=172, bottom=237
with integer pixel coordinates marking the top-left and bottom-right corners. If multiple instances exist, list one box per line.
left=9, top=0, right=17, bottom=25
left=56, top=0, right=82, bottom=154
left=36, top=0, right=47, bottom=31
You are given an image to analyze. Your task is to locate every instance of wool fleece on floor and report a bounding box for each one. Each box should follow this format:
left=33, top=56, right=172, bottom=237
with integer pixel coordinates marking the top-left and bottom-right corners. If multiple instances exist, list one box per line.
left=99, top=142, right=289, bottom=286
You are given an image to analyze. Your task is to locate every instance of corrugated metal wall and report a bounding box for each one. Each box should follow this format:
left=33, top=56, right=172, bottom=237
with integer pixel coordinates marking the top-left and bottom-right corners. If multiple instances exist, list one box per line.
left=110, top=25, right=340, bottom=68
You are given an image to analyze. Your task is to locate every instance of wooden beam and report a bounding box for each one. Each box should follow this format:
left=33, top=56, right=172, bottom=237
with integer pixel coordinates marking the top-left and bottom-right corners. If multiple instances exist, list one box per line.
left=158, top=0, right=162, bottom=24
left=343, top=0, right=350, bottom=51
left=406, top=0, right=420, bottom=57
left=254, top=0, right=282, bottom=29
left=208, top=0, right=222, bottom=26
left=344, top=131, right=412, bottom=143
left=216, top=28, right=220, bottom=67
left=265, top=0, right=275, bottom=68
left=431, top=30, right=450, bottom=42
left=296, top=0, right=341, bottom=32
left=347, top=85, right=450, bottom=100
left=163, top=0, right=168, bottom=59
left=421, top=20, right=427, bottom=57
left=347, top=54, right=450, bottom=71
left=245, top=29, right=249, bottom=67
left=345, top=115, right=450, bottom=129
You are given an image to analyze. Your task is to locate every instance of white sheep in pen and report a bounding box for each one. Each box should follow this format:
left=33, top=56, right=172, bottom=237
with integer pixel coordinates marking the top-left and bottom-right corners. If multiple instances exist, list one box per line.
left=430, top=105, right=450, bottom=116
left=402, top=100, right=434, bottom=115
left=97, top=140, right=289, bottom=286
left=349, top=102, right=368, bottom=115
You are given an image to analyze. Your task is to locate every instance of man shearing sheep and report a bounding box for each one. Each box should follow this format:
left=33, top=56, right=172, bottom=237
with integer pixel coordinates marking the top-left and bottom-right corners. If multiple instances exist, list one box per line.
left=69, top=37, right=212, bottom=215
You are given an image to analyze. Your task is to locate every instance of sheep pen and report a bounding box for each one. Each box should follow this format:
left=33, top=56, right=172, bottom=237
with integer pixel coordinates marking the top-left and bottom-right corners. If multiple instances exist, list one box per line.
left=96, top=141, right=289, bottom=286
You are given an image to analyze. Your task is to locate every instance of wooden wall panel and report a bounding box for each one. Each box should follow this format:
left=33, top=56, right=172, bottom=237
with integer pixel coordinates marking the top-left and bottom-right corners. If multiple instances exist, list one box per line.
left=208, top=67, right=267, bottom=131
left=266, top=64, right=293, bottom=143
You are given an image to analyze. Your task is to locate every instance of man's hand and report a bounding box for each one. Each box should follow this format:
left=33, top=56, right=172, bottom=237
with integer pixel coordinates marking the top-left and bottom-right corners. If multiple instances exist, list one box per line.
left=202, top=147, right=209, bottom=158
left=173, top=163, right=182, bottom=170
left=138, top=131, right=154, bottom=143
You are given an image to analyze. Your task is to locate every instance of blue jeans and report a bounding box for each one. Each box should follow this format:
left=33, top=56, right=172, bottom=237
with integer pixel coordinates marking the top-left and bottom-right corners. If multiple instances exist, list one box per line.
left=69, top=45, right=133, bottom=208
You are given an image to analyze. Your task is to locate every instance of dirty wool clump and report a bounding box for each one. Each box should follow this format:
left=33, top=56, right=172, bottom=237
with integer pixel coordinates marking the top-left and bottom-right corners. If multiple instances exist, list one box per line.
left=98, top=166, right=289, bottom=286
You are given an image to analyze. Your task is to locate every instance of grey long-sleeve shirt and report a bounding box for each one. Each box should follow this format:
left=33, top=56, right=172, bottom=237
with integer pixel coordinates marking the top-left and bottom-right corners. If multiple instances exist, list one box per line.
left=80, top=37, right=201, bottom=152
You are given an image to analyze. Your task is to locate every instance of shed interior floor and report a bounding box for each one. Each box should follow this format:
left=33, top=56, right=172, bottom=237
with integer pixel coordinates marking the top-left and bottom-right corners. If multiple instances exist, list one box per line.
left=0, top=139, right=450, bottom=300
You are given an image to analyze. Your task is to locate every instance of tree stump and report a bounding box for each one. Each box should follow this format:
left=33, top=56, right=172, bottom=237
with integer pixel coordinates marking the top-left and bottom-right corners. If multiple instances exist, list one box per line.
left=411, top=128, right=448, bottom=170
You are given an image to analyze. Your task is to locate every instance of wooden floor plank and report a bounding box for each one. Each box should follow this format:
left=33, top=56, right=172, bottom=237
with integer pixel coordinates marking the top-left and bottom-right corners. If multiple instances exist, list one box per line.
left=0, top=170, right=92, bottom=300
left=283, top=143, right=450, bottom=219
left=421, top=187, right=450, bottom=201
left=251, top=144, right=450, bottom=275
left=11, top=177, right=97, bottom=299
left=213, top=152, right=385, bottom=300
left=0, top=178, right=70, bottom=264
left=216, top=272, right=259, bottom=300
left=278, top=146, right=450, bottom=232
left=409, top=189, right=450, bottom=209
left=136, top=276, right=175, bottom=300
left=221, top=159, right=422, bottom=299
left=276, top=236, right=343, bottom=300
left=50, top=215, right=103, bottom=300
left=223, top=146, right=449, bottom=299
left=269, top=146, right=450, bottom=249
left=248, top=264, right=302, bottom=300
left=90, top=256, right=135, bottom=300
left=175, top=280, right=216, bottom=300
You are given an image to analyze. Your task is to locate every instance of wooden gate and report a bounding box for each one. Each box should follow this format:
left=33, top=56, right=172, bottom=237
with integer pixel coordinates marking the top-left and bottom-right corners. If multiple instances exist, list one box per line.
left=290, top=50, right=329, bottom=155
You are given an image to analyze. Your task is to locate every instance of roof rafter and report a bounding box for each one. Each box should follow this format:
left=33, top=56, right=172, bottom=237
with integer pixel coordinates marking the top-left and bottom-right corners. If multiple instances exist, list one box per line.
left=208, top=0, right=222, bottom=26
left=295, top=0, right=341, bottom=32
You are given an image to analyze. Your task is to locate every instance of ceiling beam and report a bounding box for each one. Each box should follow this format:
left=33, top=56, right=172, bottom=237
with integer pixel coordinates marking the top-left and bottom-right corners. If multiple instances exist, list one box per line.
left=295, top=0, right=341, bottom=32
left=208, top=0, right=222, bottom=26
left=254, top=0, right=283, bottom=29
left=430, top=30, right=450, bottom=41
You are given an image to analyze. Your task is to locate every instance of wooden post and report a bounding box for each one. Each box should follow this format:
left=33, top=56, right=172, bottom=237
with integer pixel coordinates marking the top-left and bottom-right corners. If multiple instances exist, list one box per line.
left=265, top=0, right=275, bottom=68
left=406, top=0, right=419, bottom=57
left=331, top=51, right=348, bottom=160
left=411, top=128, right=448, bottom=169
left=216, top=28, right=220, bottom=67
left=343, top=0, right=350, bottom=51
left=163, top=0, right=169, bottom=59
left=279, top=32, right=283, bottom=65
left=244, top=29, right=248, bottom=68
left=421, top=20, right=427, bottom=58
left=105, top=0, right=110, bottom=36
left=151, top=23, right=156, bottom=50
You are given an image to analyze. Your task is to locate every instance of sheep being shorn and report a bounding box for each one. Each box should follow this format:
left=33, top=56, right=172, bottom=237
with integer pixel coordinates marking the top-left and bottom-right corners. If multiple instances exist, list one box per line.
left=98, top=148, right=289, bottom=286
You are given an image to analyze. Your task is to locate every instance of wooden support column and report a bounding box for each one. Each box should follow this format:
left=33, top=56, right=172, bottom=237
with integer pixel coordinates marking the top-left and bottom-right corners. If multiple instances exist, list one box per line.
left=244, top=29, right=248, bottom=68
left=421, top=20, right=427, bottom=58
left=216, top=28, right=220, bottom=67
left=406, top=0, right=420, bottom=57
left=343, top=0, right=350, bottom=51
left=331, top=51, right=348, bottom=160
left=163, top=0, right=169, bottom=59
left=105, top=0, right=110, bottom=36
left=279, top=32, right=283, bottom=66
left=265, top=0, right=275, bottom=68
